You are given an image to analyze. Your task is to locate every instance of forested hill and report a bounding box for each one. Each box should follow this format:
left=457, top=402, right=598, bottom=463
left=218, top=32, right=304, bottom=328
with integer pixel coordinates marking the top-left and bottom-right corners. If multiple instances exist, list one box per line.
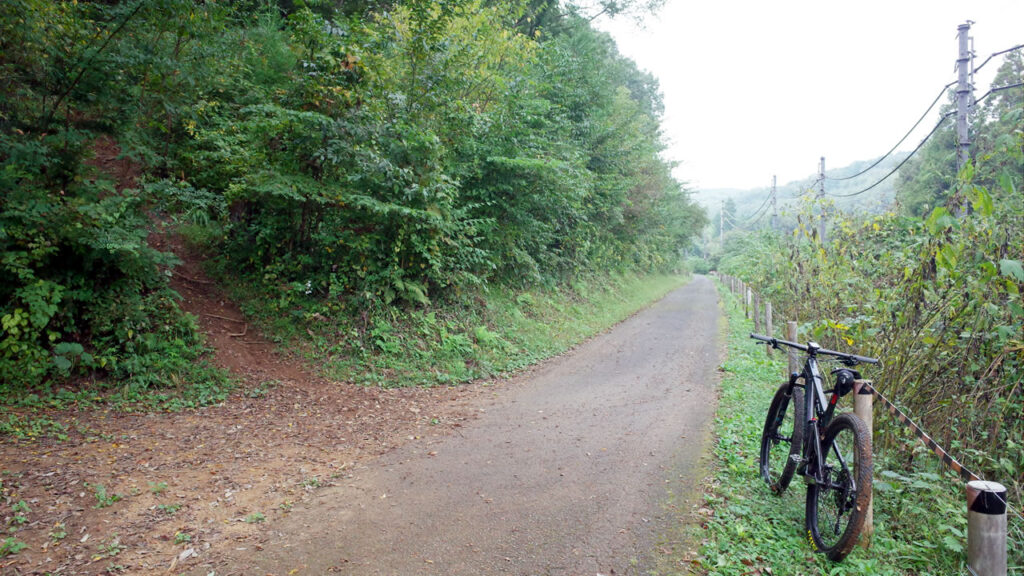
left=0, top=1, right=707, bottom=390
left=696, top=153, right=908, bottom=225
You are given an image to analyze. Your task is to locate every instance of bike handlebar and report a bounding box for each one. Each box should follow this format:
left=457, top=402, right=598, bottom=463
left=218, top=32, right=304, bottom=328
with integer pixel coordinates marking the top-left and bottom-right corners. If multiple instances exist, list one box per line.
left=750, top=333, right=879, bottom=365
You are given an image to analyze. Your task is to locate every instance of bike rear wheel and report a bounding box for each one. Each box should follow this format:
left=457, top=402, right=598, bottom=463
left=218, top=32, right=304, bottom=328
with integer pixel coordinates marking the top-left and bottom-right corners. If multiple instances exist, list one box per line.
left=760, top=383, right=804, bottom=493
left=805, top=412, right=872, bottom=561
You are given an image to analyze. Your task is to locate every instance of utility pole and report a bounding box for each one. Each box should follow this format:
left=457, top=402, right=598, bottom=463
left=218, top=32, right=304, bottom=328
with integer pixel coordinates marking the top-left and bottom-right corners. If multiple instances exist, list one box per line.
left=770, top=175, right=778, bottom=231
left=955, top=22, right=974, bottom=176
left=818, top=157, right=826, bottom=243
left=720, top=199, right=724, bottom=244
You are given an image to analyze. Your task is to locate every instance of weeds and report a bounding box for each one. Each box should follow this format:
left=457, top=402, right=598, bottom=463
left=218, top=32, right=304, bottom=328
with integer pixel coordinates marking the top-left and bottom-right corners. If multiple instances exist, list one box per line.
left=9, top=500, right=29, bottom=525
left=49, top=522, right=68, bottom=543
left=226, top=272, right=689, bottom=388
left=692, top=281, right=976, bottom=575
left=0, top=413, right=69, bottom=441
left=156, top=503, right=182, bottom=515
left=0, top=536, right=26, bottom=558
left=87, top=483, right=124, bottom=509
left=93, top=533, right=124, bottom=560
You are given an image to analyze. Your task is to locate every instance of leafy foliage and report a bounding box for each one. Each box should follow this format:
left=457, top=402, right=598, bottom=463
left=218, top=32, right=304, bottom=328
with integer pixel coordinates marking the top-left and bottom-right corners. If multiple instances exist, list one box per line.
left=897, top=52, right=1024, bottom=216
left=2, top=0, right=704, bottom=398
left=716, top=133, right=1024, bottom=509
left=697, top=286, right=1008, bottom=575
left=0, top=1, right=229, bottom=401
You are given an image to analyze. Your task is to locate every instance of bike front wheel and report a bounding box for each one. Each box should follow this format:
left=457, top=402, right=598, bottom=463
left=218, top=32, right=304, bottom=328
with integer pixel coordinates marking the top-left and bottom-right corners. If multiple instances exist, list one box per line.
left=805, top=412, right=872, bottom=561
left=760, top=383, right=804, bottom=493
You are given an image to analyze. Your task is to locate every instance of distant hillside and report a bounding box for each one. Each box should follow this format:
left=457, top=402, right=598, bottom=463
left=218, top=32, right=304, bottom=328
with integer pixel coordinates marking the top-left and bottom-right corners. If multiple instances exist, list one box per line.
left=695, top=153, right=908, bottom=220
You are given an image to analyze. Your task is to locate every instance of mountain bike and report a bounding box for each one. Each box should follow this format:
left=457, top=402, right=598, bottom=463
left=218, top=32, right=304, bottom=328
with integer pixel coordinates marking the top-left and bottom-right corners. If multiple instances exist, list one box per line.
left=750, top=333, right=879, bottom=561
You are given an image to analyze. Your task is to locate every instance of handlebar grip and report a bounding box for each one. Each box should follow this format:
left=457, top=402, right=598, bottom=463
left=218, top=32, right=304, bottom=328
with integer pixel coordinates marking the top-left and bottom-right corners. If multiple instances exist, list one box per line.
left=851, top=353, right=880, bottom=365
left=749, top=333, right=773, bottom=343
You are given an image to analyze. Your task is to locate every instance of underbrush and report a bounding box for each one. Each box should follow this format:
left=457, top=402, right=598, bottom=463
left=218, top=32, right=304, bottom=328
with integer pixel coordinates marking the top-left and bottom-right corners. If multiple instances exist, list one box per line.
left=0, top=289, right=232, bottom=429
left=207, top=259, right=691, bottom=387
left=692, top=282, right=1022, bottom=575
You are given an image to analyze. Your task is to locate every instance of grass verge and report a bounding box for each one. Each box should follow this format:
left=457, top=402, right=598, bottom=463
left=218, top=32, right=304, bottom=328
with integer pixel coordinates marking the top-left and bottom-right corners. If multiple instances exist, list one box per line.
left=225, top=271, right=692, bottom=388
left=685, top=279, right=1007, bottom=575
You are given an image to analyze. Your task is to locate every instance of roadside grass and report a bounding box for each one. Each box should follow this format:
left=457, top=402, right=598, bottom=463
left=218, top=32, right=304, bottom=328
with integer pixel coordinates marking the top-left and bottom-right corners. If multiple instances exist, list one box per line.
left=0, top=267, right=684, bottom=443
left=0, top=340, right=232, bottom=443
left=692, top=280, right=987, bottom=576
left=222, top=270, right=692, bottom=388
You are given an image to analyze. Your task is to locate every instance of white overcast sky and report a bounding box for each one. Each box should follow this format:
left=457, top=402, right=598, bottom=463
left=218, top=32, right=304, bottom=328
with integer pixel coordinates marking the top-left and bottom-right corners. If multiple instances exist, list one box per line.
left=595, top=0, right=1024, bottom=191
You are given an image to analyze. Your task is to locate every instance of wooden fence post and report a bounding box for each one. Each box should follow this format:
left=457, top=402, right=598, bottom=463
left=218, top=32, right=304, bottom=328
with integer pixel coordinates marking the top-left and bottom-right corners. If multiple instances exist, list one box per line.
left=786, top=321, right=799, bottom=375
left=765, top=301, right=773, bottom=356
left=854, top=380, right=874, bottom=548
left=753, top=294, right=761, bottom=333
left=967, top=480, right=1008, bottom=576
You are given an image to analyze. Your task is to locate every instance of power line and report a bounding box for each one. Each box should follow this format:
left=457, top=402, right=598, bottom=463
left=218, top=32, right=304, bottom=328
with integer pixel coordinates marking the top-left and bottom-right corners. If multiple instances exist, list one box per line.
left=973, top=43, right=1024, bottom=75
left=827, top=112, right=955, bottom=199
left=975, top=81, right=1024, bottom=106
left=741, top=191, right=773, bottom=224
left=788, top=186, right=816, bottom=200
left=747, top=202, right=772, bottom=227
left=825, top=81, right=955, bottom=182
left=820, top=43, right=1021, bottom=190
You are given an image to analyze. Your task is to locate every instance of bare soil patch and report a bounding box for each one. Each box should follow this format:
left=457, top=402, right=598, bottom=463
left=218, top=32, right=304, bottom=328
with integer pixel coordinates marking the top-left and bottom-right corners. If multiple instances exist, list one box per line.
left=1, top=141, right=489, bottom=574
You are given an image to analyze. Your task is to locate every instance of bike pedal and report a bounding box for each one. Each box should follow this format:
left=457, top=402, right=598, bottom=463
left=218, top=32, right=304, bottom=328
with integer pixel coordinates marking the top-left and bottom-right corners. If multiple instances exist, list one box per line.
left=789, top=454, right=804, bottom=463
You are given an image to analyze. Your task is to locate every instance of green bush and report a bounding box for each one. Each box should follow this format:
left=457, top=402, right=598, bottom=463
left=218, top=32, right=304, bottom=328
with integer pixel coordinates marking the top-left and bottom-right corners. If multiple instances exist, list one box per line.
left=718, top=137, right=1024, bottom=504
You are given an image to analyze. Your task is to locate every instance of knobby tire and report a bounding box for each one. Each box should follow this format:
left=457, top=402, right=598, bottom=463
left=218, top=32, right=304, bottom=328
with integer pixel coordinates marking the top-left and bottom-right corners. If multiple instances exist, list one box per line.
left=760, top=383, right=804, bottom=493
left=805, top=412, right=872, bottom=561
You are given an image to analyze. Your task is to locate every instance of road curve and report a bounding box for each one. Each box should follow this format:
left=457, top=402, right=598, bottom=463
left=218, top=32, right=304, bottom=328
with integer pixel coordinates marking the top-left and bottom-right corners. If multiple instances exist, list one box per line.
left=206, top=275, right=721, bottom=575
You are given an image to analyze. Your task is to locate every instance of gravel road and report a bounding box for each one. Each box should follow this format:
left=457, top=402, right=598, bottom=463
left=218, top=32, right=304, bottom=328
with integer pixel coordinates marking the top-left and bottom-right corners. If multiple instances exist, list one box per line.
left=206, top=275, right=722, bottom=576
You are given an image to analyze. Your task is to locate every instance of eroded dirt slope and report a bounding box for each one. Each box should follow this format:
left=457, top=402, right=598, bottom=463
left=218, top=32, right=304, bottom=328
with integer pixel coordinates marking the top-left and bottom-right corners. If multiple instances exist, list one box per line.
left=0, top=232, right=488, bottom=576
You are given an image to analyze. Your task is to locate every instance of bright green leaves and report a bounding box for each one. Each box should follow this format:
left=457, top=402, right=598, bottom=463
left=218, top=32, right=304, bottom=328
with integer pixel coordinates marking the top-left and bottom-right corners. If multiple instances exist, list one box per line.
left=2, top=0, right=706, bottom=393
left=0, top=0, right=234, bottom=395
left=721, top=134, right=1024, bottom=503
left=999, top=259, right=1024, bottom=283
left=924, top=206, right=956, bottom=234
left=968, top=184, right=995, bottom=217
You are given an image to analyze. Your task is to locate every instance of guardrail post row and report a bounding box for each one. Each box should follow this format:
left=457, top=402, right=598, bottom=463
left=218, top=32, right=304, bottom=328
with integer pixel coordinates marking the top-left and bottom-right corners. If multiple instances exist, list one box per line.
left=853, top=380, right=874, bottom=548
left=967, top=480, right=1008, bottom=576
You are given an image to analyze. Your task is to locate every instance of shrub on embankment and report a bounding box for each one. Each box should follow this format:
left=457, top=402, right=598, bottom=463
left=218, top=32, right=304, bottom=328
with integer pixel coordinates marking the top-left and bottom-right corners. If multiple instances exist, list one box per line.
left=1, top=1, right=705, bottom=399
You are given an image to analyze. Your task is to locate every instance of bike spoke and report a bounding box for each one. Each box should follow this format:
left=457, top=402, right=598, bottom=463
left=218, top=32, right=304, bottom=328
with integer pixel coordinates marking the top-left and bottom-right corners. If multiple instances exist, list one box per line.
left=760, top=384, right=804, bottom=493
left=806, top=412, right=871, bottom=561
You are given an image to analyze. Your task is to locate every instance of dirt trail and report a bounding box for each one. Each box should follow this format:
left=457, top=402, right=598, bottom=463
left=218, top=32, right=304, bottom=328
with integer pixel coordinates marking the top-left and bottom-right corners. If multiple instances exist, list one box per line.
left=191, top=275, right=722, bottom=576
left=0, top=230, right=487, bottom=576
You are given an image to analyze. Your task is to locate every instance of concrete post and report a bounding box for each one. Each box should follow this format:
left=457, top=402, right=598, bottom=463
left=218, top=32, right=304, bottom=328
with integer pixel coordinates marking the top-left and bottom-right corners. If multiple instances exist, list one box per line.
left=967, top=480, right=1008, bottom=576
left=955, top=22, right=972, bottom=175
left=765, top=301, right=773, bottom=356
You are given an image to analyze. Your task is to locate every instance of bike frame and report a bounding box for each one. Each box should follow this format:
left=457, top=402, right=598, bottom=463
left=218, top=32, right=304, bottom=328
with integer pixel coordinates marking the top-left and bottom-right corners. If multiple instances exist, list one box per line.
left=790, top=345, right=845, bottom=486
